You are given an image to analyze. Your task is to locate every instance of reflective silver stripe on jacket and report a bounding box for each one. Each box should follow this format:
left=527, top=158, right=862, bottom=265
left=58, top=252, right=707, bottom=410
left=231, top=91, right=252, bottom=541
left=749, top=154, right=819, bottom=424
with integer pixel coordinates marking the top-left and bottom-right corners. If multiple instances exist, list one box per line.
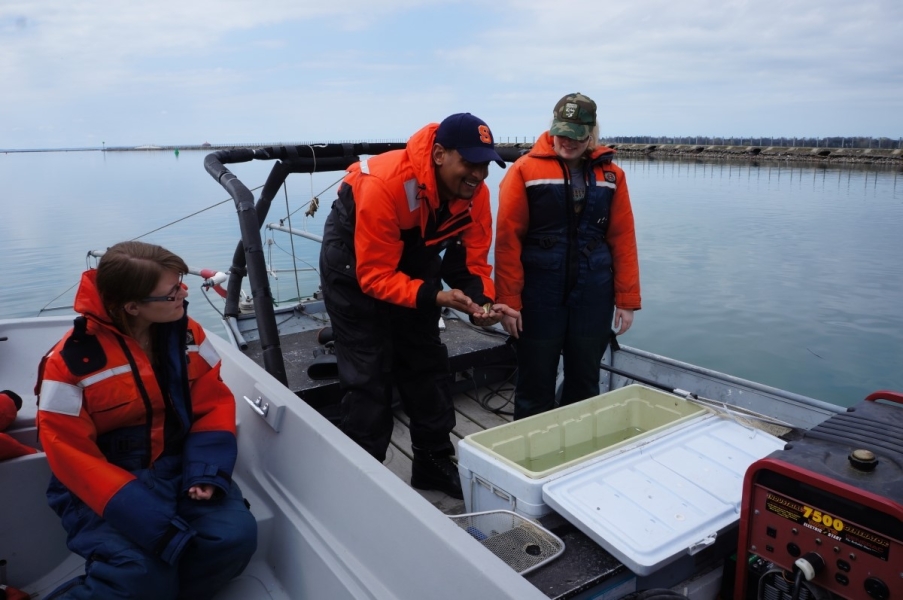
left=38, top=380, right=83, bottom=416
left=404, top=179, right=420, bottom=212
left=39, top=362, right=135, bottom=416
left=524, top=178, right=616, bottom=190
left=188, top=336, right=220, bottom=368
left=80, top=365, right=133, bottom=388
left=525, top=178, right=565, bottom=187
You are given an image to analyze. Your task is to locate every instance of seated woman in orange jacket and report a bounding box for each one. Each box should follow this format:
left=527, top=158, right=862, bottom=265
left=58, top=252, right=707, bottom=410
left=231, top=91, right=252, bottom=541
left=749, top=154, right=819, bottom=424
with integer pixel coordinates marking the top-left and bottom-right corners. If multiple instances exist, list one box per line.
left=37, top=241, right=256, bottom=600
left=495, top=93, right=641, bottom=420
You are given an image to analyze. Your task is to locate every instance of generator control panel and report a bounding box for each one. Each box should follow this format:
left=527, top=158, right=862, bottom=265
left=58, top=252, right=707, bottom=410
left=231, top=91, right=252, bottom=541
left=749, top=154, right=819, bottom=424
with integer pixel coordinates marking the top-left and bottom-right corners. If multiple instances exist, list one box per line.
left=735, top=393, right=903, bottom=600
left=744, top=479, right=900, bottom=598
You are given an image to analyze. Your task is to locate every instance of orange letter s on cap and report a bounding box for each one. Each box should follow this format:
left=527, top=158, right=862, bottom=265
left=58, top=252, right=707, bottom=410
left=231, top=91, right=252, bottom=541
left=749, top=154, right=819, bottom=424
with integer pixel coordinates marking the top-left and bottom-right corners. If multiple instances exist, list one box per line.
left=478, top=125, right=492, bottom=144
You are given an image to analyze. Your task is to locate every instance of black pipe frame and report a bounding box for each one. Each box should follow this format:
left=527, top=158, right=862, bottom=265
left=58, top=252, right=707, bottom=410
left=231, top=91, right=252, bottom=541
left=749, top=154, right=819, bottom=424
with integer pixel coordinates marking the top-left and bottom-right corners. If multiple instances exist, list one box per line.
left=203, top=143, right=405, bottom=385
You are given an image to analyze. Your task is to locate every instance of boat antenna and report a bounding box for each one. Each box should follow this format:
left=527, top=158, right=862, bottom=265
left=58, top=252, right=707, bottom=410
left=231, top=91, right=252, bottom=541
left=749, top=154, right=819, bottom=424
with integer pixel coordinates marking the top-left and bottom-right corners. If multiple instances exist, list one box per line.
left=280, top=179, right=303, bottom=304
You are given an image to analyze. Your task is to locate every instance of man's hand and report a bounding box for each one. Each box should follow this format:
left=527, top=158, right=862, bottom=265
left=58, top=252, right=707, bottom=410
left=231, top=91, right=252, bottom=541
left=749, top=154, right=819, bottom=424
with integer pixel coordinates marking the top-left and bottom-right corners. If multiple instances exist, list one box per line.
left=437, top=292, right=522, bottom=331
left=470, top=306, right=499, bottom=327
left=436, top=289, right=482, bottom=314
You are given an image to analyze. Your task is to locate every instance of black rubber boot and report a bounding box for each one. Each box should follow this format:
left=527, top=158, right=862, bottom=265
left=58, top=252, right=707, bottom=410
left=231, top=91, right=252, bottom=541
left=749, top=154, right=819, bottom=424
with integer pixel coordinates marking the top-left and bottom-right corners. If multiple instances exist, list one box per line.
left=411, top=448, right=464, bottom=499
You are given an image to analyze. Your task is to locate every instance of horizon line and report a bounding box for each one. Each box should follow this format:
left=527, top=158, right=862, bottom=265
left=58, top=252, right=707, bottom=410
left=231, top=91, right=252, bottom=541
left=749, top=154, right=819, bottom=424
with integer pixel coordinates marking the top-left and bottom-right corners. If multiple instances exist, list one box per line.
left=4, top=134, right=903, bottom=154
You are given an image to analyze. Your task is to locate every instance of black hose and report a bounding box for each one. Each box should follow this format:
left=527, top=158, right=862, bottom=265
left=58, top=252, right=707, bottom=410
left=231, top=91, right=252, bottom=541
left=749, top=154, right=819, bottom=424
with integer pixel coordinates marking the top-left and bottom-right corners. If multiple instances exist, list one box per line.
left=790, top=569, right=804, bottom=600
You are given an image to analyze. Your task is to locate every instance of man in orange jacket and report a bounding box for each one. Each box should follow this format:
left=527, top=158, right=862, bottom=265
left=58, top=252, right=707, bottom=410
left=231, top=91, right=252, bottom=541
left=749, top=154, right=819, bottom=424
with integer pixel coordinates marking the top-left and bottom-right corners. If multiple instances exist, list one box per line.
left=319, top=113, right=518, bottom=498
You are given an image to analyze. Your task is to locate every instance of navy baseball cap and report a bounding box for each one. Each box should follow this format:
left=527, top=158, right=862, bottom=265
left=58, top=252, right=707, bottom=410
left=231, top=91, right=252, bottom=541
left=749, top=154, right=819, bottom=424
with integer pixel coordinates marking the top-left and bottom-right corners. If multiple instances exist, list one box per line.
left=435, top=113, right=506, bottom=168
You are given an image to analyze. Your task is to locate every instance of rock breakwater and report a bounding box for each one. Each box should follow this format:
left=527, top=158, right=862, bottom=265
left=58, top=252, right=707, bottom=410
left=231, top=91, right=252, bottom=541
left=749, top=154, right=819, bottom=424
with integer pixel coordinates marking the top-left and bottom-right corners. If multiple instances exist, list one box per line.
left=601, top=143, right=902, bottom=166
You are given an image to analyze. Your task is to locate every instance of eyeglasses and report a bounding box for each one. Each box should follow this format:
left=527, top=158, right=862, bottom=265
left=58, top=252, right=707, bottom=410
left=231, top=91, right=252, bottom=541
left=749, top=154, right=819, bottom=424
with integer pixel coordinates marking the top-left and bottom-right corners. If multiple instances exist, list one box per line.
left=141, top=274, right=185, bottom=303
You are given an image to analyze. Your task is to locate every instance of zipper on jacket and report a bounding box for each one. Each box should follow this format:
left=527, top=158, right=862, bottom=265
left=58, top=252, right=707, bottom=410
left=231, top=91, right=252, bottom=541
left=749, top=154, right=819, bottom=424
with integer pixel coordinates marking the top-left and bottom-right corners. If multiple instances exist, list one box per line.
left=425, top=202, right=473, bottom=246
left=559, top=159, right=580, bottom=304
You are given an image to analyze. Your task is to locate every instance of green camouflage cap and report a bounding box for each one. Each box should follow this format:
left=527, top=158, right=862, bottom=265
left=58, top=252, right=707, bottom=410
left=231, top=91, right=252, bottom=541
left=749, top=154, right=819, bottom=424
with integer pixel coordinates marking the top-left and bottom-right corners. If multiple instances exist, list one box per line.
left=549, top=93, right=597, bottom=140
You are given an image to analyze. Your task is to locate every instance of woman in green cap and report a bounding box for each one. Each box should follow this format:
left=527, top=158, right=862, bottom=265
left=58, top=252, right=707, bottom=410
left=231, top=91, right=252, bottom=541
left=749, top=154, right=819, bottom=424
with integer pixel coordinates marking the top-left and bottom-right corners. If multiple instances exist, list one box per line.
left=494, top=93, right=642, bottom=419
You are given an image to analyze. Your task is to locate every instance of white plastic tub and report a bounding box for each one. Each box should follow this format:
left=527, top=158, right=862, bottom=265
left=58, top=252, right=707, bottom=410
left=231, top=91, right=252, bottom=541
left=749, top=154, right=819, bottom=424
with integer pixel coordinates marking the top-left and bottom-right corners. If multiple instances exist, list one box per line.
left=457, top=385, right=710, bottom=518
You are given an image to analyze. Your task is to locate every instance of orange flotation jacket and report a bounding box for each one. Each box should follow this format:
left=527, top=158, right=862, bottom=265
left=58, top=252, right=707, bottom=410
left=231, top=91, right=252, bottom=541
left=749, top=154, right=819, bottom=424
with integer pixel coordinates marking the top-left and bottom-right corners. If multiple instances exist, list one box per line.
left=324, top=123, right=496, bottom=309
left=36, top=269, right=236, bottom=554
left=0, top=390, right=37, bottom=460
left=495, top=132, right=641, bottom=311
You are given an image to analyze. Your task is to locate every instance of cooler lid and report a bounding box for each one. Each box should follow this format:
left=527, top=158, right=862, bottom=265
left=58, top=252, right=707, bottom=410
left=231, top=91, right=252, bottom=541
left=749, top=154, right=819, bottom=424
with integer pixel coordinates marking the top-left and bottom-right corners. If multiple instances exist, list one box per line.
left=541, top=417, right=784, bottom=575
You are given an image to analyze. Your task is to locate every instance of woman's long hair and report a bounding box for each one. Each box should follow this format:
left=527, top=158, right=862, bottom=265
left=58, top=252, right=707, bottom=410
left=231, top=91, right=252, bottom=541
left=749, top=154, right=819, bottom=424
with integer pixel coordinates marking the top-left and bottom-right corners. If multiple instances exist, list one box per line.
left=586, top=123, right=601, bottom=152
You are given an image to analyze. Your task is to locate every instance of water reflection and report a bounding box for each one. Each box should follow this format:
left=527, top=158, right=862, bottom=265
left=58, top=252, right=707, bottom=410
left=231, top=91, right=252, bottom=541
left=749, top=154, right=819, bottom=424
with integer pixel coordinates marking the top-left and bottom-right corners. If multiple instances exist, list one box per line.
left=613, top=155, right=903, bottom=406
left=1, top=151, right=901, bottom=407
left=620, top=156, right=903, bottom=202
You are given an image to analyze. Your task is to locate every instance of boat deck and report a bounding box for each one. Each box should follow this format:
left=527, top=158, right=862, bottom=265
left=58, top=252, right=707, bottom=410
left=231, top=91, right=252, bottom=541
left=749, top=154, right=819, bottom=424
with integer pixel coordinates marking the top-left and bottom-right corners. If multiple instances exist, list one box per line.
left=240, top=318, right=714, bottom=599
left=240, top=309, right=518, bottom=413
left=388, top=384, right=515, bottom=515
left=391, top=387, right=635, bottom=599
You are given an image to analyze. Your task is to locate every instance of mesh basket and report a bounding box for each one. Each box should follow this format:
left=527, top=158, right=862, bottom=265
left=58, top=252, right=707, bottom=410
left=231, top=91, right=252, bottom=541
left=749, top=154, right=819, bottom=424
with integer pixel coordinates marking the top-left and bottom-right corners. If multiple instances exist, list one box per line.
left=449, top=510, right=565, bottom=574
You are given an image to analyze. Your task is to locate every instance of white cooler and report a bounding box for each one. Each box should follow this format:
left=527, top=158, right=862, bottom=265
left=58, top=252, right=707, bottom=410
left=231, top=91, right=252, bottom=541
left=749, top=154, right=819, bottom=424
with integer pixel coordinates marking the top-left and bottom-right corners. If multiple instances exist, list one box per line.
left=541, top=416, right=785, bottom=575
left=457, top=385, right=711, bottom=519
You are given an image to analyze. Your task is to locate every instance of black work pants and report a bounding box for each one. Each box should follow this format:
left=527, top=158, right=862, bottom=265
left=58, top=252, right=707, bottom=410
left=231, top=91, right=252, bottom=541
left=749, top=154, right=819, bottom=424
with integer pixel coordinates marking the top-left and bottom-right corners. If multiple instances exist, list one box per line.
left=320, top=244, right=455, bottom=462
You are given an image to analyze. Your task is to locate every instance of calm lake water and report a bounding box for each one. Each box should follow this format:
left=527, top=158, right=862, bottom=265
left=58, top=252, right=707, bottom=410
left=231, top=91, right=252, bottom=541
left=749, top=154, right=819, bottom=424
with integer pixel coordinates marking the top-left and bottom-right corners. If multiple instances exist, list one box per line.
left=2, top=150, right=901, bottom=407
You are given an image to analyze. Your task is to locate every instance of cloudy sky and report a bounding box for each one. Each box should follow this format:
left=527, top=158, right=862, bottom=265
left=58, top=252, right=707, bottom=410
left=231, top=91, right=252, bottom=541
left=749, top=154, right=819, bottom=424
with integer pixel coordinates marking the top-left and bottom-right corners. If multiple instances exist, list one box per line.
left=2, top=0, right=901, bottom=149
